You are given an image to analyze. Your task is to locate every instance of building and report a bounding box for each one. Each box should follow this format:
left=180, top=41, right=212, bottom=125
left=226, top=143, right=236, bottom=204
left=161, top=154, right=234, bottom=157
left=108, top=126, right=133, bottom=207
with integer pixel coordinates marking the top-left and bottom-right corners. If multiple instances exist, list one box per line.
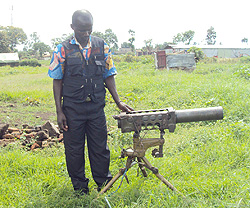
left=114, top=47, right=132, bottom=55
left=0, top=53, right=19, bottom=66
left=166, top=45, right=250, bottom=58
left=155, top=50, right=196, bottom=70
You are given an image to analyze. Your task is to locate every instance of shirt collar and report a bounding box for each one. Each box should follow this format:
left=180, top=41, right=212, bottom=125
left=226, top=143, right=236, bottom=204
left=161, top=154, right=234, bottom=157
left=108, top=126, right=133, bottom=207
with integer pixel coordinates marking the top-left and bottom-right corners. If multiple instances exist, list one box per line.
left=70, top=35, right=92, bottom=50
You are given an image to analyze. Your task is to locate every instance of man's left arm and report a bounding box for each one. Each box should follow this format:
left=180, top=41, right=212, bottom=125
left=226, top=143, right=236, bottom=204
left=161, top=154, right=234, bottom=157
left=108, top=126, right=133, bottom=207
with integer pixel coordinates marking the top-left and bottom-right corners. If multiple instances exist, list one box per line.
left=105, top=75, right=134, bottom=112
left=103, top=42, right=134, bottom=112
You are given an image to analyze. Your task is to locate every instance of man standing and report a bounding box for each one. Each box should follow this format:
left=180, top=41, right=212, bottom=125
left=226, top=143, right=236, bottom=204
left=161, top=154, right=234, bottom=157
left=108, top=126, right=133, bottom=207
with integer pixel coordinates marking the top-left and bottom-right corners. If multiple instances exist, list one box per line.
left=48, top=9, right=133, bottom=195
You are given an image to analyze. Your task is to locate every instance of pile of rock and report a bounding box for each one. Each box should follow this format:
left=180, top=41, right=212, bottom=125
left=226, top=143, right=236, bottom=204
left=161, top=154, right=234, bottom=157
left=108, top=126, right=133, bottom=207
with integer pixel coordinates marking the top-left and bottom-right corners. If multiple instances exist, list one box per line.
left=0, top=121, right=63, bottom=150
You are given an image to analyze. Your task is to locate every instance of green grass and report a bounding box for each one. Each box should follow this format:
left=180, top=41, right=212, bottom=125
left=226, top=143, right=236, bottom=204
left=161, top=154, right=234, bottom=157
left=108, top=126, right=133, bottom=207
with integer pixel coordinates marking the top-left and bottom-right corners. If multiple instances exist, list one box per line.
left=0, top=57, right=249, bottom=207
left=0, top=65, right=55, bottom=126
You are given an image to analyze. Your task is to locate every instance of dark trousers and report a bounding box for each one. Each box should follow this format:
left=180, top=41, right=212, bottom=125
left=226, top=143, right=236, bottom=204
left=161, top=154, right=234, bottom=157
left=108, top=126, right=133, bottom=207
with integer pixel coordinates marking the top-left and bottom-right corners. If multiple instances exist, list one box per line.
left=63, top=100, right=112, bottom=191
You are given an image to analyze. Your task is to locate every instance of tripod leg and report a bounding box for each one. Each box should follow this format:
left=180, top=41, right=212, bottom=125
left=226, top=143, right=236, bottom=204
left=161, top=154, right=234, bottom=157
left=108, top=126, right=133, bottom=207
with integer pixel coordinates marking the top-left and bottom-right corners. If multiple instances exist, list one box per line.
left=100, top=156, right=133, bottom=194
left=137, top=157, right=148, bottom=177
left=141, top=156, right=185, bottom=198
left=100, top=168, right=126, bottom=194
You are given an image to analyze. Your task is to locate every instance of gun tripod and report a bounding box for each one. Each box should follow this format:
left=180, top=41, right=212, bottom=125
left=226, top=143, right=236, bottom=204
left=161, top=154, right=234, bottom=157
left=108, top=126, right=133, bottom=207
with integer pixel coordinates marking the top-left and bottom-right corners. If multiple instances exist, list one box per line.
left=100, top=131, right=184, bottom=197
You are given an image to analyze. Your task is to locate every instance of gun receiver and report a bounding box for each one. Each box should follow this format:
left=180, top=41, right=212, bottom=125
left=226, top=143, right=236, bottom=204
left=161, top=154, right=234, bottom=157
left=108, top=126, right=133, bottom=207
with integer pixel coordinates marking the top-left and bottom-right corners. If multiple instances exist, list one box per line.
left=113, top=106, right=223, bottom=133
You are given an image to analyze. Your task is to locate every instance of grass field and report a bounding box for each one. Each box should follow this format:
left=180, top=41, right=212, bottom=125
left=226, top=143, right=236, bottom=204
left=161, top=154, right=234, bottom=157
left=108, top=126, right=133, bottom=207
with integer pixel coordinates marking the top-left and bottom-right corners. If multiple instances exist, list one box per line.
left=0, top=56, right=249, bottom=207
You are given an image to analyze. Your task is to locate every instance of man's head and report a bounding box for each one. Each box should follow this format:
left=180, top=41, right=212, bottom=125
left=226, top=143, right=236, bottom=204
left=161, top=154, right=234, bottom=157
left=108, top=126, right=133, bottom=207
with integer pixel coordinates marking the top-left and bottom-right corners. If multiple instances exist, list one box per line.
left=71, top=9, right=93, bottom=45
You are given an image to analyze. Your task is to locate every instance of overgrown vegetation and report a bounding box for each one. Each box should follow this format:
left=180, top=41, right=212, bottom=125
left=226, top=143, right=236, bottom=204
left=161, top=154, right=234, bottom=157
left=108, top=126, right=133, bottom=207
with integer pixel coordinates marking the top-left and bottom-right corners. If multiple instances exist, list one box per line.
left=20, top=59, right=42, bottom=67
left=0, top=57, right=249, bottom=207
left=188, top=46, right=204, bottom=62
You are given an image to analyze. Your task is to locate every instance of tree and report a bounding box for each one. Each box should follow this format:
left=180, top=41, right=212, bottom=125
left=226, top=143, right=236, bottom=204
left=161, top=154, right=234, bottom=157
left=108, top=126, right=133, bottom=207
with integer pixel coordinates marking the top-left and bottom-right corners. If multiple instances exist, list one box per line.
left=0, top=31, right=11, bottom=53
left=182, top=30, right=195, bottom=45
left=103, top=29, right=118, bottom=51
left=155, top=42, right=173, bottom=50
left=51, top=33, right=72, bottom=49
left=241, top=37, right=248, bottom=45
left=206, top=26, right=216, bottom=45
left=5, top=26, right=27, bottom=51
left=143, top=39, right=153, bottom=54
left=0, top=26, right=27, bottom=52
left=121, top=42, right=130, bottom=48
left=33, top=42, right=51, bottom=58
left=173, top=30, right=195, bottom=45
left=50, top=37, right=63, bottom=49
left=22, top=32, right=51, bottom=58
left=29, top=32, right=40, bottom=44
left=91, top=31, right=105, bottom=39
left=24, top=32, right=40, bottom=51
left=173, top=33, right=183, bottom=44
left=93, top=29, right=119, bottom=51
left=128, top=29, right=135, bottom=52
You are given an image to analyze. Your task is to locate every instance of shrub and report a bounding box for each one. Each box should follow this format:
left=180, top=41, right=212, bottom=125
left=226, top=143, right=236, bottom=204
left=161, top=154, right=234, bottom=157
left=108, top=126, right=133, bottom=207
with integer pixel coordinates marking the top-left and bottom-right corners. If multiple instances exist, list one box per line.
left=18, top=51, right=31, bottom=60
left=139, top=55, right=154, bottom=64
left=188, top=46, right=204, bottom=62
left=20, top=59, right=41, bottom=67
left=124, top=54, right=134, bottom=62
left=113, top=54, right=154, bottom=64
left=234, top=64, right=250, bottom=80
left=239, top=56, right=250, bottom=63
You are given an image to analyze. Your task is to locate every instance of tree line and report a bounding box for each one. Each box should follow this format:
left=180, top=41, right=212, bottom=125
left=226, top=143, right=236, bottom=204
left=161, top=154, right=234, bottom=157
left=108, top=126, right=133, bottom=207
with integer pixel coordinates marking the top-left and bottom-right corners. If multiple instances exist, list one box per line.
left=0, top=26, right=51, bottom=59
left=0, top=25, right=249, bottom=59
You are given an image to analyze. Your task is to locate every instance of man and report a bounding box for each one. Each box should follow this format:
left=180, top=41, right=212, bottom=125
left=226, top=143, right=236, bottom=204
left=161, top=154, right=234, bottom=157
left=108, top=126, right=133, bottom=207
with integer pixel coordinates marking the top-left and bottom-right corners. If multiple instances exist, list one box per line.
left=48, top=9, right=134, bottom=195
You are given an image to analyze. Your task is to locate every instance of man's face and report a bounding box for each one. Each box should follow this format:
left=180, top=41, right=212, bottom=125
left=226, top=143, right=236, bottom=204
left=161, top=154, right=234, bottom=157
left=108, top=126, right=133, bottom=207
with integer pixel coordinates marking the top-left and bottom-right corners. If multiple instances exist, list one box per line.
left=71, top=17, right=93, bottom=45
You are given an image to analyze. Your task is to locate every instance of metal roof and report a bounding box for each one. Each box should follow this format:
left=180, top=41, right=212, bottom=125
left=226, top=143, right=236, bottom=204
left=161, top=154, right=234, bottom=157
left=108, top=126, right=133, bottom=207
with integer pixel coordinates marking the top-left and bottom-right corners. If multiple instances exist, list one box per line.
left=170, top=44, right=250, bottom=49
left=0, top=53, right=19, bottom=63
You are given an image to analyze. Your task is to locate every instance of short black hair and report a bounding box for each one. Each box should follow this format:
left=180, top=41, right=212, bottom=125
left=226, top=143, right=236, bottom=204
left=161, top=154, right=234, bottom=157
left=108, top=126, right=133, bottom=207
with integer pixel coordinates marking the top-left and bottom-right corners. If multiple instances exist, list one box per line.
left=72, top=9, right=93, bottom=26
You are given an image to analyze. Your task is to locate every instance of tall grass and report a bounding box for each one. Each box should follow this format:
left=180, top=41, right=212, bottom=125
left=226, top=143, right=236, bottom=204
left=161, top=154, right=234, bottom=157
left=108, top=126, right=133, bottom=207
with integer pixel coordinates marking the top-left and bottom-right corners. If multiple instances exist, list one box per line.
left=0, top=57, right=249, bottom=207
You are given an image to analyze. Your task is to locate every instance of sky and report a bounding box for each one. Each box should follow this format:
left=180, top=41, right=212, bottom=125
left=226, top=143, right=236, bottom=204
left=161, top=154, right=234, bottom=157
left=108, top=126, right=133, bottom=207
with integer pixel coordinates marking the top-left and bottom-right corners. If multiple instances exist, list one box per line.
left=0, top=0, right=249, bottom=49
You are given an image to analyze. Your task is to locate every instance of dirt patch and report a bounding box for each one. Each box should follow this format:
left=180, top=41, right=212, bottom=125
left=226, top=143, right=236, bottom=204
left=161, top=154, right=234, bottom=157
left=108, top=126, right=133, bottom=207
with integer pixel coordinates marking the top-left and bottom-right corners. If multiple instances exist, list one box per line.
left=35, top=111, right=56, bottom=122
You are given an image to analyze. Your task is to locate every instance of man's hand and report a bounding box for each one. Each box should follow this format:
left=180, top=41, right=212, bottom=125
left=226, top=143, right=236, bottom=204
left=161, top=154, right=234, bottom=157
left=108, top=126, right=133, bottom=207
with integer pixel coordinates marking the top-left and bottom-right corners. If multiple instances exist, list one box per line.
left=53, top=79, right=68, bottom=131
left=57, top=111, right=68, bottom=131
left=117, top=101, right=135, bottom=112
left=105, top=76, right=135, bottom=113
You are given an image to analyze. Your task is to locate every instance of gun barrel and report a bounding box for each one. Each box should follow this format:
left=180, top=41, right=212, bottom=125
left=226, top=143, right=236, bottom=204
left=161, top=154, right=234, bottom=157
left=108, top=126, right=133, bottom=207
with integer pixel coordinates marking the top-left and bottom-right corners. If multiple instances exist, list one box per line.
left=175, top=106, right=223, bottom=123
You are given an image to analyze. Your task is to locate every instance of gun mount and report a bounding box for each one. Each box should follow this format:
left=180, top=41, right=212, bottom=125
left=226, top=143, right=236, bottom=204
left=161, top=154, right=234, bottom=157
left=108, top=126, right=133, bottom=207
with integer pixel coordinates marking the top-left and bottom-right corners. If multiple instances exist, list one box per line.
left=100, top=106, right=223, bottom=196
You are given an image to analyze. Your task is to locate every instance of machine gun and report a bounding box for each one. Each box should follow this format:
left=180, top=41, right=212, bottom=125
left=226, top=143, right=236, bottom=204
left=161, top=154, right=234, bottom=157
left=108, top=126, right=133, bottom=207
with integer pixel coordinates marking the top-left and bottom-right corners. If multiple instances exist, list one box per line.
left=100, top=106, right=223, bottom=196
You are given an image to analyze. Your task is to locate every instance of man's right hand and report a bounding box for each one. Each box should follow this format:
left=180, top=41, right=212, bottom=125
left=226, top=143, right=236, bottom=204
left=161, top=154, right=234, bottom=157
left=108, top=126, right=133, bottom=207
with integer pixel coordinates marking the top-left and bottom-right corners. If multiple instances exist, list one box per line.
left=117, top=101, right=135, bottom=113
left=53, top=79, right=68, bottom=131
left=57, top=111, right=68, bottom=131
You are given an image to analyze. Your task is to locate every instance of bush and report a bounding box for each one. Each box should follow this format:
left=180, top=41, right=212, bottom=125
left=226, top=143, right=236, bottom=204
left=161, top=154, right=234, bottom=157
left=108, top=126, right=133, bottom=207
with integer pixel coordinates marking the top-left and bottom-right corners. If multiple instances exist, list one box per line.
left=124, top=54, right=135, bottom=62
left=188, top=46, right=204, bottom=62
left=139, top=55, right=154, bottom=64
left=113, top=54, right=154, bottom=64
left=20, top=59, right=41, bottom=67
left=18, top=51, right=31, bottom=60
left=234, top=64, right=250, bottom=80
left=239, top=56, right=250, bottom=63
